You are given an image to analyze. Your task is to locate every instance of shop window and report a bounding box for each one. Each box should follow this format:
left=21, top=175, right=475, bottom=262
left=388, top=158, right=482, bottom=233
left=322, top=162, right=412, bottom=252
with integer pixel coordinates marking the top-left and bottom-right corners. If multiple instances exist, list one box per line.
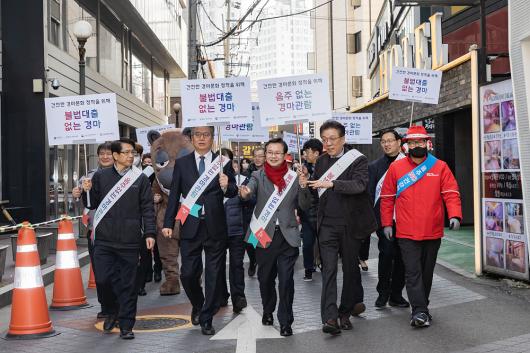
left=48, top=0, right=61, bottom=47
left=153, top=70, right=166, bottom=114
left=347, top=31, right=362, bottom=54
left=131, top=54, right=152, bottom=106
left=99, top=23, right=122, bottom=87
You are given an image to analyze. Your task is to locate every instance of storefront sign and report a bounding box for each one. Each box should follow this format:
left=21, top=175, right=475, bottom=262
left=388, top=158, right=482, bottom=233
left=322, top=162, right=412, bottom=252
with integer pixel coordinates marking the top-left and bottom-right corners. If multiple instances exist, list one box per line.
left=231, top=142, right=263, bottom=160
left=180, top=77, right=252, bottom=127
left=480, top=79, right=527, bottom=280
left=257, top=74, right=332, bottom=127
left=332, top=113, right=373, bottom=144
left=136, top=124, right=174, bottom=153
left=389, top=67, right=442, bottom=104
left=45, top=93, right=120, bottom=146
left=283, top=132, right=309, bottom=154
left=222, top=103, right=269, bottom=142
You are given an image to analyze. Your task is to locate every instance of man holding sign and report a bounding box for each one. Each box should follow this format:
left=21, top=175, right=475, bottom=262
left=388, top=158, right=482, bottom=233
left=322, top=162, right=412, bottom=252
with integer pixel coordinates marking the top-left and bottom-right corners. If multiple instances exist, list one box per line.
left=299, top=120, right=378, bottom=335
left=380, top=125, right=462, bottom=328
left=162, top=126, right=238, bottom=336
left=83, top=138, right=156, bottom=340
left=239, top=138, right=302, bottom=337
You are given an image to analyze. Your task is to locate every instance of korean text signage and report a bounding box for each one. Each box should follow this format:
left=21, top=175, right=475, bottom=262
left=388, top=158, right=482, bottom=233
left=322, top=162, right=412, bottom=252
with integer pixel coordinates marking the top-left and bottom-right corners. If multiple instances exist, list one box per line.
left=257, top=74, right=332, bottom=126
left=180, top=77, right=252, bottom=127
left=389, top=67, right=442, bottom=104
left=283, top=132, right=309, bottom=154
left=45, top=93, right=119, bottom=146
left=480, top=79, right=527, bottom=280
left=136, top=124, right=174, bottom=153
left=222, top=103, right=269, bottom=142
left=332, top=113, right=372, bottom=144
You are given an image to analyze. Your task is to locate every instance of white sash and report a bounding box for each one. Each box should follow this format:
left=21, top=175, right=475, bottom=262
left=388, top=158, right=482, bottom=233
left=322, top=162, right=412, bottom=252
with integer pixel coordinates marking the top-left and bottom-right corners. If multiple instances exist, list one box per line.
left=143, top=165, right=154, bottom=178
left=317, top=149, right=364, bottom=197
left=176, top=155, right=230, bottom=224
left=92, top=167, right=144, bottom=239
left=248, top=169, right=298, bottom=248
left=374, top=153, right=406, bottom=204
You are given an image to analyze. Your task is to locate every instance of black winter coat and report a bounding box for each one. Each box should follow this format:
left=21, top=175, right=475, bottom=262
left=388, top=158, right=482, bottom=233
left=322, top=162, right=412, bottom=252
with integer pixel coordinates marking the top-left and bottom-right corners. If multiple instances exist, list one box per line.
left=368, top=154, right=399, bottom=229
left=224, top=197, right=244, bottom=237
left=83, top=166, right=156, bottom=249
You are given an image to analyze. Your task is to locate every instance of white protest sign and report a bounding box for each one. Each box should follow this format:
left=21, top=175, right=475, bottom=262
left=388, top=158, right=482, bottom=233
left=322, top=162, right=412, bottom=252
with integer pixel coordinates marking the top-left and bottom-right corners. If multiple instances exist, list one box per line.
left=181, top=77, right=252, bottom=127
left=222, top=103, right=269, bottom=142
left=45, top=93, right=119, bottom=145
left=389, top=67, right=442, bottom=104
left=135, top=124, right=174, bottom=153
left=332, top=113, right=373, bottom=144
left=257, top=74, right=332, bottom=127
left=283, top=132, right=309, bottom=153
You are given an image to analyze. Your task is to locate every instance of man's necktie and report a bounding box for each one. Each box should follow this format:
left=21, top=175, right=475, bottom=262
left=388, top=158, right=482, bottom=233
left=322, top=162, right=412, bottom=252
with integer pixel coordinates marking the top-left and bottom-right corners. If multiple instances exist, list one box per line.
left=199, top=156, right=205, bottom=175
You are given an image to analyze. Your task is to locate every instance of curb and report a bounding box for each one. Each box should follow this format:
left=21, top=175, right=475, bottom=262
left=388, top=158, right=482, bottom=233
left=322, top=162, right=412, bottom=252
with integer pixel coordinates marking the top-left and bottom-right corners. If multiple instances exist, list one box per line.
left=0, top=251, right=90, bottom=309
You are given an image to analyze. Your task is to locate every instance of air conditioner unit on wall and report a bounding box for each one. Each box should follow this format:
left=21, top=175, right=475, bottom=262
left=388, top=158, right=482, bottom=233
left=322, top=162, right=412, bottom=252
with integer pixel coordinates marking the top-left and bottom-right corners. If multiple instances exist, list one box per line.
left=351, top=0, right=361, bottom=7
left=352, top=76, right=362, bottom=97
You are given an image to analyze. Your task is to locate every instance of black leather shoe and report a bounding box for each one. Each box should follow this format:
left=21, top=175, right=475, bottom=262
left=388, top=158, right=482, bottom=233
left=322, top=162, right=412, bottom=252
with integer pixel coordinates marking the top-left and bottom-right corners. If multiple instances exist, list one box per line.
left=103, top=316, right=118, bottom=333
left=351, top=302, right=366, bottom=316
left=138, top=288, right=147, bottom=296
left=201, top=322, right=215, bottom=335
left=389, top=297, right=410, bottom=308
left=248, top=263, right=257, bottom=277
left=97, top=311, right=109, bottom=319
left=339, top=315, right=353, bottom=330
left=154, top=271, right=162, bottom=283
left=322, top=319, right=341, bottom=335
left=119, top=329, right=135, bottom=339
left=375, top=295, right=388, bottom=308
left=191, top=307, right=200, bottom=326
left=233, top=296, right=248, bottom=314
left=145, top=272, right=153, bottom=283
left=262, top=313, right=273, bottom=326
left=280, top=325, right=293, bottom=337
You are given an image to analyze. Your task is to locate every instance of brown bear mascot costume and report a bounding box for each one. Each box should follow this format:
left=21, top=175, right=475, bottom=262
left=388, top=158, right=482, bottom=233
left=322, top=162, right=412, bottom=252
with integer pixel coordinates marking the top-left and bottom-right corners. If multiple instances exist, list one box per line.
left=147, top=128, right=193, bottom=295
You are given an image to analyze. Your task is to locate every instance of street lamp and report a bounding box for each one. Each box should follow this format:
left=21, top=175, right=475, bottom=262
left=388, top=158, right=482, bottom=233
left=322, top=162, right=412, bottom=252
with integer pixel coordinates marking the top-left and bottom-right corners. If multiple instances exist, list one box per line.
left=172, top=103, right=182, bottom=127
left=73, top=19, right=93, bottom=95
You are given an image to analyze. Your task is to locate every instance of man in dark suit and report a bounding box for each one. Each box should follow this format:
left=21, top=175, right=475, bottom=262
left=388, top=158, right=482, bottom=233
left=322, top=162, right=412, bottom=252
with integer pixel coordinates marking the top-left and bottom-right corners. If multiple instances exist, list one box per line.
left=162, top=126, right=238, bottom=336
left=300, top=120, right=378, bottom=335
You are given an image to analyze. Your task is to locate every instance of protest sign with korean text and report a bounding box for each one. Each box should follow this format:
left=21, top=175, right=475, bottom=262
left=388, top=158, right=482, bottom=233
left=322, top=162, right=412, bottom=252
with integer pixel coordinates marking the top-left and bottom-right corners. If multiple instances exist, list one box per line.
left=45, top=93, right=119, bottom=146
left=222, top=103, right=269, bottom=142
left=136, top=124, right=174, bottom=153
left=181, top=77, right=252, bottom=127
left=332, top=113, right=372, bottom=144
left=257, top=74, right=332, bottom=126
left=283, top=132, right=309, bottom=153
left=389, top=67, right=442, bottom=104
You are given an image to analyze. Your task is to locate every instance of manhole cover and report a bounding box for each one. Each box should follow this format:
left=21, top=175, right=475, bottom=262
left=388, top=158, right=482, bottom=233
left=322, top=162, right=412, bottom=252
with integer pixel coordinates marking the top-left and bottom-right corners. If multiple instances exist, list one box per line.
left=94, top=315, right=192, bottom=333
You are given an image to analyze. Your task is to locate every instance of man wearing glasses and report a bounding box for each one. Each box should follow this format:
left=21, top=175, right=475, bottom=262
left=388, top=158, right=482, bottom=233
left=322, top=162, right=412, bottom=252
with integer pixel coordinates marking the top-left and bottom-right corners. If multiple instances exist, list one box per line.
left=83, top=138, right=156, bottom=339
left=299, top=120, right=378, bottom=335
left=380, top=125, right=462, bottom=328
left=163, top=126, right=238, bottom=336
left=368, top=129, right=409, bottom=309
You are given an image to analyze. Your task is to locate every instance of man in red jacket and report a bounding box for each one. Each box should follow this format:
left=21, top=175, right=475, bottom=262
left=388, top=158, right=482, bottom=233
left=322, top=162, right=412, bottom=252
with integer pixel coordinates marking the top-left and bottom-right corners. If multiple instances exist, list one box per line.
left=380, top=125, right=462, bottom=328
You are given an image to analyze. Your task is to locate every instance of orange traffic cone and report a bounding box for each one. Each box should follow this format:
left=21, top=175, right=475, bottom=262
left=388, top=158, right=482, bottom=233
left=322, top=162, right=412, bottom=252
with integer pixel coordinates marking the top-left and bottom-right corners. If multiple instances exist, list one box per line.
left=6, top=222, right=56, bottom=339
left=50, top=217, right=88, bottom=310
left=87, top=263, right=96, bottom=289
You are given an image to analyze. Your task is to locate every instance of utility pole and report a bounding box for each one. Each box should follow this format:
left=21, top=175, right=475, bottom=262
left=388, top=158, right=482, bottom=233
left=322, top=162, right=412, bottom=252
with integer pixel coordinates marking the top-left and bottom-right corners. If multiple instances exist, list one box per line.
left=224, top=0, right=231, bottom=78
left=188, top=0, right=198, bottom=79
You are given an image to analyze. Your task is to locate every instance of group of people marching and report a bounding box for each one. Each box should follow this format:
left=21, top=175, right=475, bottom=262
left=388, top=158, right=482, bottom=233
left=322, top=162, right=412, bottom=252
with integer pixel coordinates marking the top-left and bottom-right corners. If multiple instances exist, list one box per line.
left=76, top=119, right=462, bottom=340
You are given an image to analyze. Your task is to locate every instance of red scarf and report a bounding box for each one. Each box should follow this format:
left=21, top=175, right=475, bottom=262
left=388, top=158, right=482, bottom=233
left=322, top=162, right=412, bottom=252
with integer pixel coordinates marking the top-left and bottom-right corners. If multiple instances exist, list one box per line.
left=264, top=161, right=288, bottom=192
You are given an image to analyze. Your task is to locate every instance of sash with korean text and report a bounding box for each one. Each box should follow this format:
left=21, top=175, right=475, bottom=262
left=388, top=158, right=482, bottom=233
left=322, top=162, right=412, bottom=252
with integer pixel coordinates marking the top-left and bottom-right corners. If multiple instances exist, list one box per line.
left=317, top=149, right=364, bottom=197
left=247, top=169, right=298, bottom=249
left=396, top=153, right=437, bottom=197
left=176, top=155, right=230, bottom=224
left=374, top=153, right=406, bottom=204
left=92, top=166, right=144, bottom=239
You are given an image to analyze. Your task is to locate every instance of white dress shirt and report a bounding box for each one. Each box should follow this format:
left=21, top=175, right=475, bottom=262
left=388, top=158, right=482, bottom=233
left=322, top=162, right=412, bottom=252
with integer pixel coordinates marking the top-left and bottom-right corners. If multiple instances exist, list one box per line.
left=194, top=150, right=213, bottom=173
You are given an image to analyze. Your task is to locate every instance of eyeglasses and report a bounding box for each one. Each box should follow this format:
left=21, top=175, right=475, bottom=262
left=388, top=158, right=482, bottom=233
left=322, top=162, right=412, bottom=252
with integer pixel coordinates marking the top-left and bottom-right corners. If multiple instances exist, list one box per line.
left=119, top=150, right=138, bottom=156
left=407, top=140, right=427, bottom=147
left=321, top=136, right=342, bottom=144
left=380, top=139, right=397, bottom=145
left=266, top=151, right=284, bottom=157
left=193, top=132, right=212, bottom=138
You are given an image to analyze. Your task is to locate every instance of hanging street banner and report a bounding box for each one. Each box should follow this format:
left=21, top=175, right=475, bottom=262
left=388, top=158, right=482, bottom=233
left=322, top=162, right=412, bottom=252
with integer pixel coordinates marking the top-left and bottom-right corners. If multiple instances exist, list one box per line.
left=136, top=124, right=174, bottom=153
left=222, top=103, right=269, bottom=142
left=389, top=67, right=442, bottom=104
left=45, top=92, right=119, bottom=146
left=257, top=74, right=332, bottom=127
left=180, top=77, right=253, bottom=127
left=332, top=113, right=373, bottom=144
left=479, top=79, right=527, bottom=280
left=283, top=132, right=309, bottom=154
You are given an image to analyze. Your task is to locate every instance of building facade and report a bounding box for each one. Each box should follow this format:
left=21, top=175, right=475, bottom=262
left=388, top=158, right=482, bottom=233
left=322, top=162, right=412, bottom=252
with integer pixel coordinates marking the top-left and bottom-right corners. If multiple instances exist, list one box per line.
left=1, top=0, right=187, bottom=222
